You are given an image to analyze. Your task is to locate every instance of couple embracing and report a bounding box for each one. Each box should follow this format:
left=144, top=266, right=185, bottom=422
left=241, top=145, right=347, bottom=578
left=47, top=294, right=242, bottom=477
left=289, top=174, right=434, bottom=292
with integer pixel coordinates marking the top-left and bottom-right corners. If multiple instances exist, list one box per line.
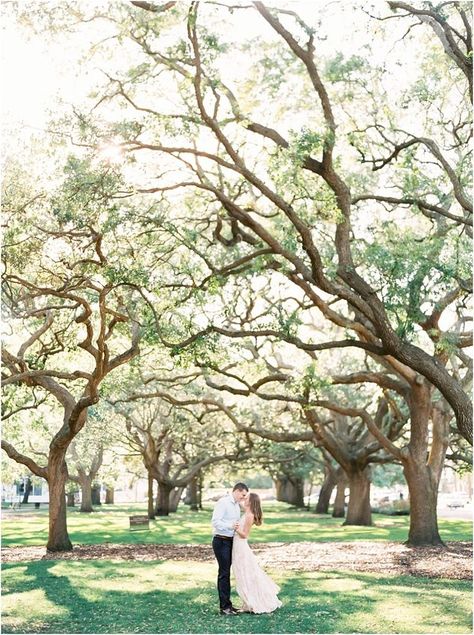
left=211, top=482, right=282, bottom=615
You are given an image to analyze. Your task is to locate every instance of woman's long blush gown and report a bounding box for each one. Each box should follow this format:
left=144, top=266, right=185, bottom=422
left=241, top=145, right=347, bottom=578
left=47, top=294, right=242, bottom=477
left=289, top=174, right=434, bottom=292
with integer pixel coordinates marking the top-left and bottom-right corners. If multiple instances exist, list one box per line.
left=232, top=531, right=282, bottom=614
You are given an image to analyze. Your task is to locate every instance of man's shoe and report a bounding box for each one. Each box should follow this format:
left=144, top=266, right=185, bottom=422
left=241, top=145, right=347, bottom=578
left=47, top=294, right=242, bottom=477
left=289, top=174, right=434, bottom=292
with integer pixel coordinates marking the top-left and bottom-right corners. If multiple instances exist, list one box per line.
left=220, top=608, right=237, bottom=616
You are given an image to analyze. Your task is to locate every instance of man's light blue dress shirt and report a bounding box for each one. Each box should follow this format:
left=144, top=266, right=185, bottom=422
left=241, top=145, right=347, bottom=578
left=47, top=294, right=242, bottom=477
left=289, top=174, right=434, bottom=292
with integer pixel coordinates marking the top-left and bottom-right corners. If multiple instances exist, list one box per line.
left=211, top=493, right=241, bottom=537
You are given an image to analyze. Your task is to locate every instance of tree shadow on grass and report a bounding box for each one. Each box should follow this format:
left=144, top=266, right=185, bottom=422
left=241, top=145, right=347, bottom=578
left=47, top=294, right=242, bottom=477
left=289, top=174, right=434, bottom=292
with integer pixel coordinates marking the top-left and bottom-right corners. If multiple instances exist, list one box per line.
left=277, top=571, right=472, bottom=634
left=2, top=561, right=472, bottom=634
left=2, top=559, right=284, bottom=634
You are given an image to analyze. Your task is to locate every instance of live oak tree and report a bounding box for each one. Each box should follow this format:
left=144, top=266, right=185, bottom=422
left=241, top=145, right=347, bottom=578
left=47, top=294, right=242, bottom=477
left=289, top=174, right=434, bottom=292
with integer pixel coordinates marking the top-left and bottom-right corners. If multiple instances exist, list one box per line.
left=315, top=451, right=347, bottom=517
left=111, top=0, right=470, bottom=540
left=2, top=157, right=141, bottom=550
left=191, top=282, right=453, bottom=540
left=68, top=0, right=472, bottom=445
left=200, top=350, right=405, bottom=527
left=165, top=280, right=404, bottom=526
left=330, top=361, right=462, bottom=544
left=180, top=264, right=458, bottom=540
left=112, top=382, right=250, bottom=516
left=261, top=442, right=320, bottom=509
left=68, top=442, right=104, bottom=513
left=5, top=0, right=472, bottom=547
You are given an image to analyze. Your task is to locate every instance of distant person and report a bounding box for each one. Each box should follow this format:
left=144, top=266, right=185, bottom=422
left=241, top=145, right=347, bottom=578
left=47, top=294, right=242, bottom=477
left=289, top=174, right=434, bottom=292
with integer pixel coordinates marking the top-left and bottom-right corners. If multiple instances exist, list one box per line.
left=232, top=492, right=282, bottom=614
left=211, top=483, right=248, bottom=615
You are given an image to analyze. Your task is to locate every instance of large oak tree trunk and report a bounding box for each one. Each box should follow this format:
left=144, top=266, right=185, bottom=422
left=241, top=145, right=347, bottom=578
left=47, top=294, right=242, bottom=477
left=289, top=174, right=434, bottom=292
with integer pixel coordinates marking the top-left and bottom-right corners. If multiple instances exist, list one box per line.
left=344, top=466, right=372, bottom=526
left=403, top=458, right=442, bottom=545
left=79, top=476, right=93, bottom=513
left=155, top=482, right=173, bottom=516
left=169, top=487, right=184, bottom=512
left=46, top=452, right=72, bottom=551
left=274, top=477, right=286, bottom=502
left=105, top=488, right=114, bottom=504
left=401, top=382, right=447, bottom=546
left=187, top=476, right=199, bottom=511
left=21, top=477, right=33, bottom=504
left=332, top=473, right=347, bottom=518
left=315, top=469, right=337, bottom=514
left=91, top=484, right=101, bottom=506
left=66, top=492, right=75, bottom=507
left=275, top=476, right=305, bottom=507
left=147, top=473, right=155, bottom=519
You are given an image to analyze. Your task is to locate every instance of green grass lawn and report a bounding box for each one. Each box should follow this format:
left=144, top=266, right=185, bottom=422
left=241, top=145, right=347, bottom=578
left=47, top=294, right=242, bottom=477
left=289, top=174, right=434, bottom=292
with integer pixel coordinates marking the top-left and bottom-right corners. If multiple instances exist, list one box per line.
left=2, top=504, right=472, bottom=634
left=2, top=502, right=472, bottom=547
left=2, top=558, right=471, bottom=634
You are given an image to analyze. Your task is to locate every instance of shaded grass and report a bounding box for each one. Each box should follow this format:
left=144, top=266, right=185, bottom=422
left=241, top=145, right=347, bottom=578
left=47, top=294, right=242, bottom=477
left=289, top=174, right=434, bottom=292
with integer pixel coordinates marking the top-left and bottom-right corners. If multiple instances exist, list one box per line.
left=2, top=558, right=472, bottom=634
left=2, top=502, right=472, bottom=547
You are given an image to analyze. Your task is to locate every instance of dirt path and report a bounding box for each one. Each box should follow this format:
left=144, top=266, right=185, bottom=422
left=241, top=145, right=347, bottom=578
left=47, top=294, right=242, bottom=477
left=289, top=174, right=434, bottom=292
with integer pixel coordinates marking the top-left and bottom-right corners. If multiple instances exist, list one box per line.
left=2, top=541, right=471, bottom=580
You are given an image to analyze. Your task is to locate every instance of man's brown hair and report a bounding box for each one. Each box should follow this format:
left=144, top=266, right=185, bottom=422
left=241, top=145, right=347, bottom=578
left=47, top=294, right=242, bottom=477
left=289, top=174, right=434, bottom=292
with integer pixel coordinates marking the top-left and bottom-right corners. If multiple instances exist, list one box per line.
left=233, top=482, right=249, bottom=492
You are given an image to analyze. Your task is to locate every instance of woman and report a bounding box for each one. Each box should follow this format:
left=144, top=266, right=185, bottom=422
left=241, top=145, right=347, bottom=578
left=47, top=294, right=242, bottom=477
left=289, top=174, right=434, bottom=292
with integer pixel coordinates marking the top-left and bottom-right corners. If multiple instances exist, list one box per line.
left=232, top=493, right=282, bottom=614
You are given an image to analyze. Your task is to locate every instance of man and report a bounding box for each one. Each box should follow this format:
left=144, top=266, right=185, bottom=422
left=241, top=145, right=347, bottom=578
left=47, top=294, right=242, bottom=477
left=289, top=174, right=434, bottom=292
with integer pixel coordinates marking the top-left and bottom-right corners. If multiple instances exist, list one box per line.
left=211, top=482, right=249, bottom=615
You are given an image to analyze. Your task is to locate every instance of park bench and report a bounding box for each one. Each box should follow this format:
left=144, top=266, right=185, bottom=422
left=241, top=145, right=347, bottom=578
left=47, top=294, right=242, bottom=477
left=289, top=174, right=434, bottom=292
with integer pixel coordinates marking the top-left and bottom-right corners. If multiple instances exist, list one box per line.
left=129, top=515, right=150, bottom=531
left=10, top=502, right=21, bottom=510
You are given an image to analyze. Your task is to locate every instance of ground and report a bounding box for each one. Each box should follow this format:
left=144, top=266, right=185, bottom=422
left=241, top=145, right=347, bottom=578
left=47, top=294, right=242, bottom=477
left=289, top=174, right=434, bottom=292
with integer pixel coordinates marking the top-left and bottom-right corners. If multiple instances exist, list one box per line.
left=2, top=540, right=472, bottom=580
left=2, top=504, right=472, bottom=634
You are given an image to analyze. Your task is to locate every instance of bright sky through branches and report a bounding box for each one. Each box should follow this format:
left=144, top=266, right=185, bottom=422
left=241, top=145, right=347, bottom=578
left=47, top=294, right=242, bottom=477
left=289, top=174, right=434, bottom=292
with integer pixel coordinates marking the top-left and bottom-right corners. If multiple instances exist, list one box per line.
left=2, top=1, right=420, bottom=139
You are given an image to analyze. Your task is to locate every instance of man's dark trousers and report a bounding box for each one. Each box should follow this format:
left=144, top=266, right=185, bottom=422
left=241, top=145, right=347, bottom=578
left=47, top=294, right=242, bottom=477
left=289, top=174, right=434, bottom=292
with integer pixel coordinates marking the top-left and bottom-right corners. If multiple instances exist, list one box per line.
left=212, top=535, right=233, bottom=610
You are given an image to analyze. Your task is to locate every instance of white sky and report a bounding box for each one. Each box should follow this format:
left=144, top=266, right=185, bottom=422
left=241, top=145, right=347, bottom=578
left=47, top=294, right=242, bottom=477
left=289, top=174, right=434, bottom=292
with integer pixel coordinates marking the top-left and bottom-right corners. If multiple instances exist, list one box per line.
left=1, top=1, right=419, bottom=135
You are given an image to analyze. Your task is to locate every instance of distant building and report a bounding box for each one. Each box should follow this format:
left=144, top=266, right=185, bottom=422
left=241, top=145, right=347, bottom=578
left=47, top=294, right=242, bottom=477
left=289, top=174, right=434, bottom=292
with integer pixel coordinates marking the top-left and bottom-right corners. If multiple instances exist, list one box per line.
left=439, top=469, right=472, bottom=497
left=2, top=479, right=49, bottom=504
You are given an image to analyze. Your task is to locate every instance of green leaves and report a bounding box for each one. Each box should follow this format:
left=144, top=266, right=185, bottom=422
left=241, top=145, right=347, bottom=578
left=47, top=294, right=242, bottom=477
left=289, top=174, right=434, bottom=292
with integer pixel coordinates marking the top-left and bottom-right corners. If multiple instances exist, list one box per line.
left=296, top=362, right=331, bottom=401
left=276, top=305, right=302, bottom=338
left=355, top=223, right=467, bottom=339
left=52, top=155, right=125, bottom=229
left=324, top=52, right=366, bottom=83
left=170, top=332, right=221, bottom=368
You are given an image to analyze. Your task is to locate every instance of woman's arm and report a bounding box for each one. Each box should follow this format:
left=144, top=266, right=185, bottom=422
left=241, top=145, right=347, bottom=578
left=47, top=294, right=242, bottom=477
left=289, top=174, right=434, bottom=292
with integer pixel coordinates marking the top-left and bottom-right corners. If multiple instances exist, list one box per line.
left=235, top=513, right=254, bottom=538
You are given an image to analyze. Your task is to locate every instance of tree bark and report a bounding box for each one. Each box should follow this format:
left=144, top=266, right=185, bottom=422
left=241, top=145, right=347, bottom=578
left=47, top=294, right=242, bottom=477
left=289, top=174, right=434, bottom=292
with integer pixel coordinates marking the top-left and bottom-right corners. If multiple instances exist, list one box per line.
left=46, top=451, right=72, bottom=551
left=187, top=476, right=199, bottom=511
left=169, top=487, right=184, bottom=512
left=198, top=473, right=203, bottom=509
left=401, top=383, right=447, bottom=545
left=66, top=492, right=75, bottom=507
left=344, top=466, right=372, bottom=526
left=79, top=476, right=93, bottom=513
left=147, top=472, right=155, bottom=519
left=105, top=487, right=114, bottom=504
left=315, top=469, right=337, bottom=514
left=275, top=476, right=305, bottom=507
left=21, top=477, right=33, bottom=504
left=274, top=477, right=286, bottom=502
left=403, top=457, right=443, bottom=545
left=91, top=484, right=101, bottom=505
left=155, top=482, right=173, bottom=516
left=332, top=473, right=347, bottom=518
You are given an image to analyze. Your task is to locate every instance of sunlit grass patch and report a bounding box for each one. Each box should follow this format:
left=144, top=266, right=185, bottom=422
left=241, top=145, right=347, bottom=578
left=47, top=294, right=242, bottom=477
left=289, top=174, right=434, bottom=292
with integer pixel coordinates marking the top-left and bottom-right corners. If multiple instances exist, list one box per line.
left=2, top=503, right=472, bottom=547
left=1, top=559, right=472, bottom=634
left=2, top=587, right=69, bottom=632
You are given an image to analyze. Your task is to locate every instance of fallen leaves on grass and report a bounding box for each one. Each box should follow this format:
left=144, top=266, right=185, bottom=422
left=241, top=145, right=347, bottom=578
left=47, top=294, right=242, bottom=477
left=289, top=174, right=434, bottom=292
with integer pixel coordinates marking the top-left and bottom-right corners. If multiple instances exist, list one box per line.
left=2, top=541, right=471, bottom=580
